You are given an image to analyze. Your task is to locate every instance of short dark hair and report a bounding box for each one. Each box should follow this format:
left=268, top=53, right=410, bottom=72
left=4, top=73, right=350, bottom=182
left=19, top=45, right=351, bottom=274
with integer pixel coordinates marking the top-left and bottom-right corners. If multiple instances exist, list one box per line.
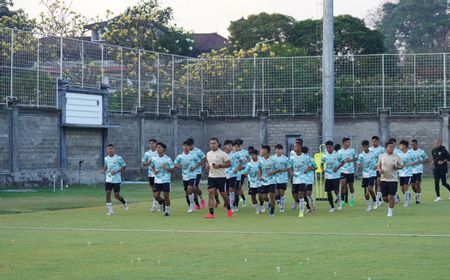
left=261, top=144, right=271, bottom=153
left=275, top=144, right=283, bottom=150
left=301, top=146, right=309, bottom=153
left=157, top=142, right=167, bottom=150
left=149, top=139, right=157, bottom=143
left=371, top=136, right=379, bottom=141
left=107, top=144, right=114, bottom=147
left=248, top=146, right=255, bottom=152
left=182, top=141, right=190, bottom=146
left=388, top=138, right=397, bottom=143
left=224, top=140, right=234, bottom=146
left=385, top=141, right=394, bottom=148
left=325, top=140, right=334, bottom=146
left=362, top=140, right=370, bottom=146
left=234, top=139, right=243, bottom=146
left=186, top=138, right=194, bottom=145
left=411, top=139, right=418, bottom=143
left=250, top=149, right=259, bottom=156
left=296, top=138, right=304, bottom=145
left=342, top=137, right=350, bottom=143
left=209, top=137, right=219, bottom=143
left=334, top=144, right=341, bottom=152
left=399, top=140, right=409, bottom=147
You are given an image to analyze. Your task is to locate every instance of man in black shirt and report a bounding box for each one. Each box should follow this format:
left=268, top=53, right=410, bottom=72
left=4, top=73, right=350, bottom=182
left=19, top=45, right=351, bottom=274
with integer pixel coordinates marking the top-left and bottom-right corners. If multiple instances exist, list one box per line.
left=431, top=139, right=450, bottom=201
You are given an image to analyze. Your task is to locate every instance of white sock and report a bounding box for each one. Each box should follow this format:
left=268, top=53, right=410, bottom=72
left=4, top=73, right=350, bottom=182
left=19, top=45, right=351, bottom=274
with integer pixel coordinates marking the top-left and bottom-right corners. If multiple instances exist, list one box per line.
left=189, top=193, right=195, bottom=206
left=337, top=193, right=342, bottom=205
left=106, top=202, right=113, bottom=213
left=350, top=192, right=355, bottom=200
left=376, top=192, right=381, bottom=202
left=416, top=193, right=421, bottom=202
left=309, top=195, right=316, bottom=208
left=300, top=198, right=305, bottom=212
left=229, top=192, right=235, bottom=207
left=405, top=191, right=410, bottom=204
left=165, top=206, right=170, bottom=214
left=366, top=199, right=371, bottom=207
left=388, top=207, right=393, bottom=214
left=280, top=196, right=285, bottom=208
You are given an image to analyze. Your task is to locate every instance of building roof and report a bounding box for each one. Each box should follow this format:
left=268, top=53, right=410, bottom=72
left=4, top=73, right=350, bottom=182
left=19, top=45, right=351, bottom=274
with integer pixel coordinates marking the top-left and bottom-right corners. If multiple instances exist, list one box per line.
left=192, top=33, right=229, bottom=51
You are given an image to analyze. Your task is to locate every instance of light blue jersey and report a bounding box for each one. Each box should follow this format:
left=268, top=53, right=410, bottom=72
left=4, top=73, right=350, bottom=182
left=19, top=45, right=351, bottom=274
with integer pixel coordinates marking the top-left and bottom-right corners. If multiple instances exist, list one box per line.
left=394, top=147, right=401, bottom=155
left=259, top=156, right=277, bottom=185
left=304, top=156, right=317, bottom=185
left=226, top=151, right=242, bottom=179
left=273, top=154, right=290, bottom=184
left=151, top=154, right=174, bottom=184
left=142, top=149, right=158, bottom=177
left=369, top=145, right=386, bottom=160
left=245, top=160, right=261, bottom=188
left=321, top=151, right=342, bottom=180
left=290, top=153, right=308, bottom=184
left=397, top=150, right=416, bottom=177
left=104, top=154, right=126, bottom=183
left=357, top=151, right=377, bottom=178
left=174, top=152, right=197, bottom=181
left=410, top=148, right=428, bottom=174
left=191, top=147, right=206, bottom=175
left=338, top=147, right=356, bottom=174
left=237, top=149, right=250, bottom=179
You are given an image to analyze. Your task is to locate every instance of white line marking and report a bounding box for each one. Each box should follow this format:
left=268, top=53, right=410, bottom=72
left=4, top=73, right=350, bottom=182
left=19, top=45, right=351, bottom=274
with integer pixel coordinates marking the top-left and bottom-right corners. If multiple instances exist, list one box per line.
left=0, top=226, right=449, bottom=238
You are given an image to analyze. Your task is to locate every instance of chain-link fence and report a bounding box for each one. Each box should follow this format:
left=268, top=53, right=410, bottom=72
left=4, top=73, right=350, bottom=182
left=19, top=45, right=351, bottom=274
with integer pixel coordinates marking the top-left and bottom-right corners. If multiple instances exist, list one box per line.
left=1, top=27, right=448, bottom=116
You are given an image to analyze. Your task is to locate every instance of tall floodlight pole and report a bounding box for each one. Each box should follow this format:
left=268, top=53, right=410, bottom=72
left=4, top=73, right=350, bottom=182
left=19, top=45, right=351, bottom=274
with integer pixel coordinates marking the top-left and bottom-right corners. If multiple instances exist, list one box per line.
left=322, top=0, right=334, bottom=142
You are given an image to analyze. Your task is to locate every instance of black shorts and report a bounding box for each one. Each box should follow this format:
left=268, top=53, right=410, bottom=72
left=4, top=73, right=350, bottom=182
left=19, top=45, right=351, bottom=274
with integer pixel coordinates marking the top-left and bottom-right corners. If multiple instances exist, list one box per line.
left=248, top=188, right=259, bottom=196
left=234, top=178, right=242, bottom=190
left=148, top=177, right=155, bottom=187
left=226, top=177, right=237, bottom=190
left=381, top=181, right=397, bottom=196
left=276, top=183, right=287, bottom=190
left=260, top=184, right=276, bottom=194
left=376, top=171, right=381, bottom=178
left=299, top=184, right=313, bottom=192
left=325, top=179, right=340, bottom=192
left=208, top=177, right=227, bottom=193
left=240, top=174, right=247, bottom=185
left=154, top=183, right=171, bottom=193
left=183, top=179, right=196, bottom=190
left=362, top=177, right=376, bottom=188
left=292, top=184, right=300, bottom=193
left=105, top=182, right=121, bottom=192
left=340, top=173, right=355, bottom=183
left=399, top=176, right=412, bottom=186
left=411, top=173, right=422, bottom=183
left=194, top=174, right=201, bottom=187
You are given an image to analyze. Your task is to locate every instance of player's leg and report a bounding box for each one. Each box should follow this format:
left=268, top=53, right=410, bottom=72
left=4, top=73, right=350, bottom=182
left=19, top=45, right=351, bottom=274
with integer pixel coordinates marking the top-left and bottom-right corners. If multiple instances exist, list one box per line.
left=149, top=177, right=159, bottom=211
left=153, top=188, right=164, bottom=212
left=268, top=185, right=276, bottom=216
left=386, top=182, right=396, bottom=216
left=306, top=185, right=316, bottom=212
left=402, top=177, right=412, bottom=207
left=298, top=184, right=306, bottom=218
left=194, top=174, right=204, bottom=208
left=214, top=188, right=220, bottom=208
left=163, top=184, right=171, bottom=216
left=259, top=187, right=267, bottom=213
left=375, top=172, right=382, bottom=206
left=187, top=183, right=196, bottom=213
left=183, top=181, right=190, bottom=207
left=325, top=180, right=336, bottom=212
left=239, top=175, right=247, bottom=206
left=113, top=184, right=128, bottom=210
left=205, top=178, right=217, bottom=218
left=348, top=174, right=355, bottom=207
left=105, top=183, right=114, bottom=215
left=340, top=175, right=348, bottom=206
left=413, top=174, right=422, bottom=204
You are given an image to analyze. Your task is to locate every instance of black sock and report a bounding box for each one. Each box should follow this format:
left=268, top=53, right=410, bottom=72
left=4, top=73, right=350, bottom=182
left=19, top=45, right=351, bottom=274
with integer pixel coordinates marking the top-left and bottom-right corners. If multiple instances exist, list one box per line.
left=304, top=196, right=311, bottom=210
left=215, top=194, right=220, bottom=203
left=226, top=202, right=231, bottom=210
left=209, top=208, right=214, bottom=215
left=327, top=192, right=335, bottom=208
left=118, top=197, right=126, bottom=204
left=234, top=193, right=239, bottom=207
left=194, top=197, right=200, bottom=207
left=260, top=200, right=264, bottom=206
left=270, top=206, right=275, bottom=215
left=185, top=195, right=190, bottom=206
left=295, top=198, right=300, bottom=203
left=241, top=195, right=246, bottom=201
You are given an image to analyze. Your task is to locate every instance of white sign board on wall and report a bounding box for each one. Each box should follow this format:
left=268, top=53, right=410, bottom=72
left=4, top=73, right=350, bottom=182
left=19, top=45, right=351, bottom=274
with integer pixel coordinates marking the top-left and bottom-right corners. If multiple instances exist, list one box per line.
left=65, top=92, right=103, bottom=125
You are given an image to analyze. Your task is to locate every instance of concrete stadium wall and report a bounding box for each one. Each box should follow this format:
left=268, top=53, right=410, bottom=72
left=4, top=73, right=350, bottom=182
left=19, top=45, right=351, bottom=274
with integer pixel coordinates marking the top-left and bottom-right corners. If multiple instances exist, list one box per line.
left=0, top=107, right=449, bottom=187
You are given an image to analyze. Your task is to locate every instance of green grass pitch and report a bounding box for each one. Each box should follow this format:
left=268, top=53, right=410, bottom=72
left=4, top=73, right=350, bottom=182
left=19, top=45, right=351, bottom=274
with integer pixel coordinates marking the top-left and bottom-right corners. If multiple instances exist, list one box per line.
left=1, top=177, right=449, bottom=280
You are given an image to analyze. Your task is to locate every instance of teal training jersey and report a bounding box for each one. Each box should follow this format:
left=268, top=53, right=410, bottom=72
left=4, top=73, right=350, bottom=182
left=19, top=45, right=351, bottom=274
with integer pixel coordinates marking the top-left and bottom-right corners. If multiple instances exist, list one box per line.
left=357, top=151, right=377, bottom=178
left=151, top=154, right=175, bottom=184
left=142, top=149, right=158, bottom=177
left=338, top=147, right=356, bottom=174
left=174, top=152, right=197, bottom=181
left=258, top=156, right=277, bottom=185
left=409, top=148, right=428, bottom=174
left=104, top=154, right=126, bottom=183
left=321, top=151, right=342, bottom=180
left=273, top=154, right=290, bottom=184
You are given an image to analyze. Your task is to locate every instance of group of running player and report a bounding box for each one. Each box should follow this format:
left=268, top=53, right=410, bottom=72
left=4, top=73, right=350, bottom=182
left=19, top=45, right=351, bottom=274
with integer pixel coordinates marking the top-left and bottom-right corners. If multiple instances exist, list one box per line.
left=101, top=135, right=450, bottom=218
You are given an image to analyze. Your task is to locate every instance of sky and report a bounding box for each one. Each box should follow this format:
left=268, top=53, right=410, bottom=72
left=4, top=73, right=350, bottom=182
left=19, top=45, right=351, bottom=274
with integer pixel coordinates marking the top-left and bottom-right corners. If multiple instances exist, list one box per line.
left=13, top=0, right=387, bottom=37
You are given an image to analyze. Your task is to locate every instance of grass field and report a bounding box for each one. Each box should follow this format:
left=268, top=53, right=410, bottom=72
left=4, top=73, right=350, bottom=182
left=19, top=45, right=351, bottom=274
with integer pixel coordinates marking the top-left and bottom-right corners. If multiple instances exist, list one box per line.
left=1, top=177, right=450, bottom=280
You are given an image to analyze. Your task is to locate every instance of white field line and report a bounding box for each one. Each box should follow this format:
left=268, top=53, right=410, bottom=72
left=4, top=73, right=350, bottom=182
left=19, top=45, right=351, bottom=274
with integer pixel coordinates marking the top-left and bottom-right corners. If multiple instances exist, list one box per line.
left=0, top=226, right=449, bottom=238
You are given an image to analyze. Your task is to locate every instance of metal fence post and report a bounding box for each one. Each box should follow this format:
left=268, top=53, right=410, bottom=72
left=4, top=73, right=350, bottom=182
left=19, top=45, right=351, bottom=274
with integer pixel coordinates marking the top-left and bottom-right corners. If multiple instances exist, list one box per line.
left=262, top=58, right=265, bottom=111
left=252, top=55, right=256, bottom=117
left=156, top=53, right=160, bottom=115
left=382, top=54, right=385, bottom=108
left=138, top=49, right=141, bottom=109
left=200, top=61, right=204, bottom=112
left=413, top=54, right=417, bottom=113
left=81, top=41, right=84, bottom=88
left=120, top=47, right=124, bottom=114
left=352, top=55, right=355, bottom=115
left=232, top=59, right=235, bottom=117
left=10, top=30, right=14, bottom=98
left=186, top=59, right=189, bottom=117
left=291, top=57, right=294, bottom=116
left=59, top=34, right=63, bottom=79
left=171, top=54, right=175, bottom=111
left=444, top=53, right=447, bottom=108
left=36, top=36, right=40, bottom=107
left=101, top=44, right=104, bottom=83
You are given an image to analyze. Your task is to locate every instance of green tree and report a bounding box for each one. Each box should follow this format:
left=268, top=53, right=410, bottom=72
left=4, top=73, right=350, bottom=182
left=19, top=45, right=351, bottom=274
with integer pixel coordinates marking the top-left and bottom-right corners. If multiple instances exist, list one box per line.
left=288, top=15, right=386, bottom=56
left=375, top=0, right=449, bottom=53
left=101, top=0, right=193, bottom=56
left=228, top=13, right=295, bottom=50
left=0, top=0, right=35, bottom=30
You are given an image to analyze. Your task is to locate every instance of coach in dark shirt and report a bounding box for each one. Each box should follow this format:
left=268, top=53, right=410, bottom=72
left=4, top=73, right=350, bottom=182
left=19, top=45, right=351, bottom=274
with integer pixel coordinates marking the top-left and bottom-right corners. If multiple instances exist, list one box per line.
left=431, top=139, right=450, bottom=201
